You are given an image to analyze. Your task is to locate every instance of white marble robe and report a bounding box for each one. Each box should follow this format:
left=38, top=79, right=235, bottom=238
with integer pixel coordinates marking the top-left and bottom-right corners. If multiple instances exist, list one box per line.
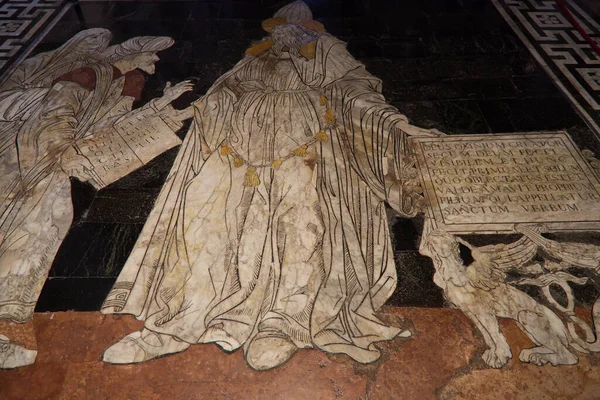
left=0, top=64, right=157, bottom=322
left=103, top=35, right=424, bottom=363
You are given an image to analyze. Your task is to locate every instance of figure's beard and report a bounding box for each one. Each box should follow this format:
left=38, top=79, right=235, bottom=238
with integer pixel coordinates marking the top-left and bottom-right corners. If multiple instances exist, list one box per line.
left=270, top=24, right=319, bottom=57
left=271, top=34, right=301, bottom=56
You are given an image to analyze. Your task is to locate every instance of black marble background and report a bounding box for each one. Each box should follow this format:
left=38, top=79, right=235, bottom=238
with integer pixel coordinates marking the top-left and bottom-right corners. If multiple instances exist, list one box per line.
left=33, top=0, right=600, bottom=312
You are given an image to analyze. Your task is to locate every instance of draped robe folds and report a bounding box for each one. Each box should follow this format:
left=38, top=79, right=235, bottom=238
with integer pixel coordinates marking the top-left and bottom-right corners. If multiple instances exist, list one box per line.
left=0, top=64, right=154, bottom=322
left=0, top=29, right=109, bottom=154
left=102, top=35, right=424, bottom=363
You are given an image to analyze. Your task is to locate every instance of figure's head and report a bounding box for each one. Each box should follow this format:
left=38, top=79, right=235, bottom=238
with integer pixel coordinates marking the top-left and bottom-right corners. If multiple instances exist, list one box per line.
left=79, top=30, right=112, bottom=52
left=65, top=28, right=112, bottom=55
left=420, top=230, right=460, bottom=260
left=260, top=1, right=325, bottom=56
left=103, top=36, right=174, bottom=74
left=114, top=52, right=160, bottom=74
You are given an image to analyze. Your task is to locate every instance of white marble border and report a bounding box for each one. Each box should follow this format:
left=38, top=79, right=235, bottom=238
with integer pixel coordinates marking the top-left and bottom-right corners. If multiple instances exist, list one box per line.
left=0, top=0, right=72, bottom=86
left=492, top=0, right=600, bottom=142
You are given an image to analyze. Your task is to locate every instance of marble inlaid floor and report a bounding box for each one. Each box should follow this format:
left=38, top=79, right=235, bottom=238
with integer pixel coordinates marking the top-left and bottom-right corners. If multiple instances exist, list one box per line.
left=1, top=309, right=599, bottom=400
left=0, top=0, right=68, bottom=81
left=1, top=0, right=600, bottom=398
left=492, top=0, right=600, bottom=139
left=30, top=0, right=600, bottom=313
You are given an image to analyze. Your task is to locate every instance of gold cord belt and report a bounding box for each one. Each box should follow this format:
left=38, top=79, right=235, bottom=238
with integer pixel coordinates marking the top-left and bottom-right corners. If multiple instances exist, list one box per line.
left=220, top=95, right=335, bottom=187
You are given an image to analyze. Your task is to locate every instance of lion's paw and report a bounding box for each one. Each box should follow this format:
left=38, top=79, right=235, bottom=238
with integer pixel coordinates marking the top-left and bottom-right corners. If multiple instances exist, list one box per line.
left=519, top=347, right=578, bottom=366
left=519, top=349, right=548, bottom=366
left=482, top=348, right=511, bottom=368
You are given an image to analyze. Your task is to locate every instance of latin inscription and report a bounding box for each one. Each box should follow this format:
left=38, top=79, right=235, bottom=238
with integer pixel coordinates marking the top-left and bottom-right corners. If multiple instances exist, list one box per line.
left=78, top=114, right=182, bottom=189
left=411, top=133, right=600, bottom=233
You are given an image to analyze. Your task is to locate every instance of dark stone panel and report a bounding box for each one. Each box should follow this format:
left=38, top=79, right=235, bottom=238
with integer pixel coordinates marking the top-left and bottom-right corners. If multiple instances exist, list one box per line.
left=418, top=58, right=470, bottom=80
left=545, top=231, right=600, bottom=246
left=202, top=19, right=264, bottom=48
left=219, top=2, right=282, bottom=19
left=436, top=100, right=491, bottom=134
left=363, top=58, right=423, bottom=87
left=85, top=190, right=160, bottom=224
left=50, top=223, right=144, bottom=278
left=377, top=15, right=430, bottom=38
left=477, top=99, right=522, bottom=133
left=70, top=1, right=223, bottom=25
left=567, top=126, right=600, bottom=155
left=509, top=53, right=545, bottom=77
left=388, top=251, right=446, bottom=308
left=380, top=38, right=430, bottom=59
left=428, top=33, right=525, bottom=57
left=394, top=101, right=446, bottom=131
left=464, top=56, right=514, bottom=78
left=388, top=212, right=424, bottom=252
left=427, top=13, right=489, bottom=36
left=460, top=0, right=500, bottom=14
left=512, top=75, right=563, bottom=99
left=478, top=97, right=586, bottom=133
left=385, top=79, right=463, bottom=102
left=316, top=17, right=373, bottom=38
left=35, top=278, right=116, bottom=312
left=69, top=179, right=97, bottom=226
left=452, top=77, right=518, bottom=100
left=459, top=234, right=525, bottom=247
left=220, top=0, right=282, bottom=2
left=574, top=269, right=600, bottom=306
left=303, top=0, right=369, bottom=19
left=346, top=39, right=383, bottom=59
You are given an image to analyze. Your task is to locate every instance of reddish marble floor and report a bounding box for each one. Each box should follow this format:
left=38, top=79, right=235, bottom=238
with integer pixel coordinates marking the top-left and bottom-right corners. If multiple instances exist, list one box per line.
left=0, top=307, right=598, bottom=400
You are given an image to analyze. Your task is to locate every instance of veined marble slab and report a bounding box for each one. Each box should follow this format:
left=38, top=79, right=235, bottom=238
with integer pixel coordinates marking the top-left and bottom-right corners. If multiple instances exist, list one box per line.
left=411, top=132, right=600, bottom=234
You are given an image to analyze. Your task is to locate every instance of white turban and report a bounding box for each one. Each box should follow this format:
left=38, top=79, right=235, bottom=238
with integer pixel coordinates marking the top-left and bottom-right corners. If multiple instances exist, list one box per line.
left=273, top=1, right=313, bottom=22
left=102, top=36, right=174, bottom=63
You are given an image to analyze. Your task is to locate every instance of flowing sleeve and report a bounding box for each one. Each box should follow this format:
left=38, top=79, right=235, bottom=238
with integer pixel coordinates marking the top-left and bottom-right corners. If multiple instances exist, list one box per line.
left=0, top=88, right=50, bottom=122
left=324, top=66, right=426, bottom=217
left=0, top=53, right=50, bottom=91
left=16, top=81, right=89, bottom=184
left=191, top=80, right=237, bottom=157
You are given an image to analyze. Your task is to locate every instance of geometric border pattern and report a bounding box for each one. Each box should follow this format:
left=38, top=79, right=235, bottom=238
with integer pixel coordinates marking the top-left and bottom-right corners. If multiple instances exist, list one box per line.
left=492, top=0, right=600, bottom=140
left=0, top=0, right=70, bottom=85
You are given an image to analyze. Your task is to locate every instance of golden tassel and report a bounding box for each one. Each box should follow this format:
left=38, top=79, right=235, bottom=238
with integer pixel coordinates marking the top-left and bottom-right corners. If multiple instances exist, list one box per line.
left=315, top=130, right=328, bottom=142
left=293, top=145, right=308, bottom=157
left=220, top=143, right=233, bottom=156
left=233, top=156, right=244, bottom=167
left=271, top=158, right=284, bottom=169
left=319, top=95, right=328, bottom=107
left=243, top=167, right=260, bottom=187
left=325, top=109, right=336, bottom=125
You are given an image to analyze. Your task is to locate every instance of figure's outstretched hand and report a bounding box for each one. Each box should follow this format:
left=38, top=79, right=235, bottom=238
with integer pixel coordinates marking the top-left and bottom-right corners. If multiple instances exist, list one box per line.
left=61, top=146, right=95, bottom=182
left=167, top=106, right=195, bottom=121
left=428, top=128, right=447, bottom=137
left=163, top=80, right=194, bottom=102
left=394, top=121, right=447, bottom=137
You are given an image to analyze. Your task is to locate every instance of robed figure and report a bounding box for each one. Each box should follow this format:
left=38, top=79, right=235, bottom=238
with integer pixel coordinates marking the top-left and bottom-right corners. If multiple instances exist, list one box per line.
left=0, top=34, right=193, bottom=369
left=103, top=1, right=439, bottom=370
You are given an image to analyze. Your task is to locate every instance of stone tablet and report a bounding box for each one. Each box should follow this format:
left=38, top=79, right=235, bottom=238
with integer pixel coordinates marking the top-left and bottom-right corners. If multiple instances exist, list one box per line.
left=410, top=132, right=600, bottom=233
left=78, top=114, right=182, bottom=190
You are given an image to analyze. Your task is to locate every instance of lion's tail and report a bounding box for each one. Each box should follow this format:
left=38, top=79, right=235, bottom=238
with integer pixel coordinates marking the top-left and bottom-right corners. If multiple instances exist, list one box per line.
left=567, top=296, right=600, bottom=353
